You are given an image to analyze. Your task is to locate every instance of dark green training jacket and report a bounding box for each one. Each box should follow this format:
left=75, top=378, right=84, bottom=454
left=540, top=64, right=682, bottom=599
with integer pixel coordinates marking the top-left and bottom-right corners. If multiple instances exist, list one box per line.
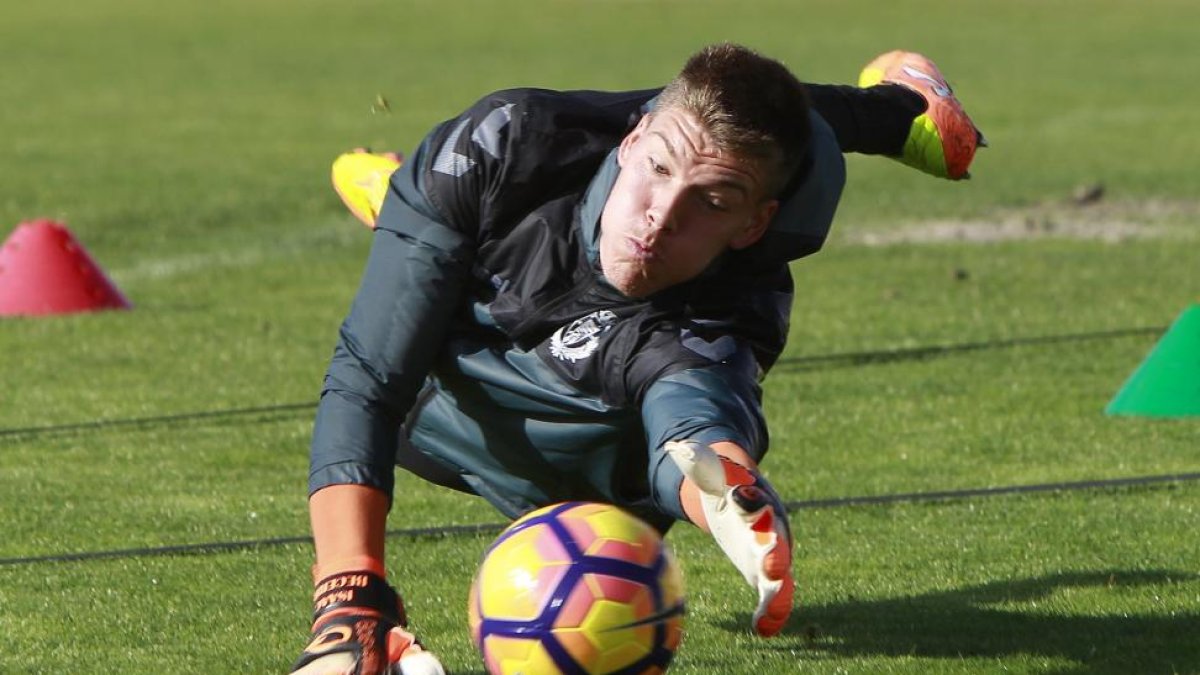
left=309, top=87, right=845, bottom=529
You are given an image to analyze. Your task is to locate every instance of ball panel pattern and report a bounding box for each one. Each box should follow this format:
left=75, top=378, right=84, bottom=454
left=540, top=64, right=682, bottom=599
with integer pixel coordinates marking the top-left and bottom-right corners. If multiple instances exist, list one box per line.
left=470, top=502, right=685, bottom=674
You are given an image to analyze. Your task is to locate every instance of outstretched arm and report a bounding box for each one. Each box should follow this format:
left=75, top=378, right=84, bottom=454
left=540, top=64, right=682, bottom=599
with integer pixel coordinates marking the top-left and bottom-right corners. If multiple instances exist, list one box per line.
left=298, top=108, right=488, bottom=675
left=639, top=356, right=795, bottom=637
left=673, top=440, right=795, bottom=637
left=330, top=55, right=983, bottom=239
left=808, top=50, right=985, bottom=180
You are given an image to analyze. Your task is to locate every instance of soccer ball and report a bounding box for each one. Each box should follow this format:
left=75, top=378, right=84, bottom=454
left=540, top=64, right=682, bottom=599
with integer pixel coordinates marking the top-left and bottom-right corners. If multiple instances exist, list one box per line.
left=469, top=502, right=685, bottom=674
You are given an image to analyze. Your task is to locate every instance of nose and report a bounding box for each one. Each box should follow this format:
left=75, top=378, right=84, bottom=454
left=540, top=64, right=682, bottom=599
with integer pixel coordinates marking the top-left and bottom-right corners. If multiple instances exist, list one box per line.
left=646, top=183, right=685, bottom=233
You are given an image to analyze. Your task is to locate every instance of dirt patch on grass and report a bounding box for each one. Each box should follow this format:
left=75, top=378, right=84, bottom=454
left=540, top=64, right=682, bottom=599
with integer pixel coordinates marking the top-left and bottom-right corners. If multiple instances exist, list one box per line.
left=842, top=197, right=1199, bottom=246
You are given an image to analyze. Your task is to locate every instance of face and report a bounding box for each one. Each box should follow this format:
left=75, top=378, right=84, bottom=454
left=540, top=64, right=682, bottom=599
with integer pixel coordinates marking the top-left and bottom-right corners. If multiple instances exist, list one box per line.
left=598, top=106, right=779, bottom=298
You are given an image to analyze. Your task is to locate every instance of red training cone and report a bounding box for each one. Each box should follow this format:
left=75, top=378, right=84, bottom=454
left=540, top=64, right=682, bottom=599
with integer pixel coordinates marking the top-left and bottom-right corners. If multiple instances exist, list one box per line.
left=0, top=220, right=131, bottom=316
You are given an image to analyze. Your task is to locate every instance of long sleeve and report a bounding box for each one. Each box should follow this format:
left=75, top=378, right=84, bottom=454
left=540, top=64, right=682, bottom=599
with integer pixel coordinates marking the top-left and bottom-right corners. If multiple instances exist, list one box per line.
left=806, top=82, right=926, bottom=156
left=308, top=138, right=477, bottom=499
left=640, top=358, right=768, bottom=522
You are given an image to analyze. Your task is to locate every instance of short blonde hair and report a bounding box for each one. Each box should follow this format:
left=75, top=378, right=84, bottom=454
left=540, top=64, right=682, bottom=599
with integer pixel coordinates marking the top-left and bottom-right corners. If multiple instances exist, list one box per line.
left=657, top=43, right=811, bottom=197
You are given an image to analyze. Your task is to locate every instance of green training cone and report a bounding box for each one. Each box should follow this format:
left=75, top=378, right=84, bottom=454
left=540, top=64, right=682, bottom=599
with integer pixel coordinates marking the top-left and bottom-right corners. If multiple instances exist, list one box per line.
left=1106, top=304, right=1200, bottom=417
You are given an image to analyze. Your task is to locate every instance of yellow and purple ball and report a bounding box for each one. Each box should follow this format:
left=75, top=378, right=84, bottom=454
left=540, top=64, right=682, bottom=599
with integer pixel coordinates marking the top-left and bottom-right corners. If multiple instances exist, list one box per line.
left=469, top=502, right=685, bottom=674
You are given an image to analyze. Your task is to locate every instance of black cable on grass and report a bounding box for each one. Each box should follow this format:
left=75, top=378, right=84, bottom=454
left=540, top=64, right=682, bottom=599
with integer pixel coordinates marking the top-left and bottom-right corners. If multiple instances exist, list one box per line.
left=789, top=471, right=1200, bottom=509
left=0, top=523, right=505, bottom=567
left=0, top=402, right=315, bottom=441
left=0, top=326, right=1165, bottom=443
left=772, top=325, right=1165, bottom=372
left=3, top=471, right=1196, bottom=568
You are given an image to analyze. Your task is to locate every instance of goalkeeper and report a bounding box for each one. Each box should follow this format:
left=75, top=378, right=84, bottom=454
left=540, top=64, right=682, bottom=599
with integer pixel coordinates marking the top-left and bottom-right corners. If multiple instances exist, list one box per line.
left=293, top=45, right=984, bottom=674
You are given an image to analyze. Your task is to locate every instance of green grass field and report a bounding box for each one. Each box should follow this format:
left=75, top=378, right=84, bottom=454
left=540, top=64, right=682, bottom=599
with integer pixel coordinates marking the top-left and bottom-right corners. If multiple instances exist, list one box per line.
left=2, top=1, right=1197, bottom=672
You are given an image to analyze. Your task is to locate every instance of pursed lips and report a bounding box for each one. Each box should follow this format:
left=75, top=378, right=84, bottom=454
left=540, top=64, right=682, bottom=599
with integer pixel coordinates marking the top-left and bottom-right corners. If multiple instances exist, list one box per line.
left=625, top=235, right=659, bottom=262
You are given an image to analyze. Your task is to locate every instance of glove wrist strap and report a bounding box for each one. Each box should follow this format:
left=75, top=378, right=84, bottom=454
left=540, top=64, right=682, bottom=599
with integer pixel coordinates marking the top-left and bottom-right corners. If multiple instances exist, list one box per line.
left=312, top=569, right=405, bottom=626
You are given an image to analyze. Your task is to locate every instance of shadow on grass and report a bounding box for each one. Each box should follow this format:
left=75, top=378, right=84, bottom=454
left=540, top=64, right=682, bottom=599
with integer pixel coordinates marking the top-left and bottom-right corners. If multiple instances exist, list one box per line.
left=730, top=570, right=1199, bottom=674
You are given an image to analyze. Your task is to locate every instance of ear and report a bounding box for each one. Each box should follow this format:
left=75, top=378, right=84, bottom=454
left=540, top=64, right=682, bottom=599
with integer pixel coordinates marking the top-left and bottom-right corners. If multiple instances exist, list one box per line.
left=729, top=199, right=778, bottom=250
left=617, top=114, right=651, bottom=168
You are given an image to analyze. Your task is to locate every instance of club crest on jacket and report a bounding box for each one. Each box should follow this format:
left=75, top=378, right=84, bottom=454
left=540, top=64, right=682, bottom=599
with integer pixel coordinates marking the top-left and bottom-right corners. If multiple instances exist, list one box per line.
left=549, top=310, right=618, bottom=363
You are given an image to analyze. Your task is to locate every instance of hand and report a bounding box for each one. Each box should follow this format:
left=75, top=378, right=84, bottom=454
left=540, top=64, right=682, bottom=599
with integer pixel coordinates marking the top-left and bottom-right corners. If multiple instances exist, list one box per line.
left=666, top=440, right=795, bottom=637
left=859, top=50, right=987, bottom=180
left=290, top=570, right=444, bottom=675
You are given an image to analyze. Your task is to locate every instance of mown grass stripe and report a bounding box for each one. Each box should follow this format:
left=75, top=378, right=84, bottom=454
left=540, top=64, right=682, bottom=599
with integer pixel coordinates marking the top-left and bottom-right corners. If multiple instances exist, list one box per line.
left=0, top=326, right=1165, bottom=442
left=3, top=472, right=1194, bottom=568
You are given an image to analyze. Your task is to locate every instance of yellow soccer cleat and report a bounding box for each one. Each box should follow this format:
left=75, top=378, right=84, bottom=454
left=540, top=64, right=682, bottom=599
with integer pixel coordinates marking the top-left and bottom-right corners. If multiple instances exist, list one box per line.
left=331, top=148, right=404, bottom=228
left=859, top=50, right=986, bottom=180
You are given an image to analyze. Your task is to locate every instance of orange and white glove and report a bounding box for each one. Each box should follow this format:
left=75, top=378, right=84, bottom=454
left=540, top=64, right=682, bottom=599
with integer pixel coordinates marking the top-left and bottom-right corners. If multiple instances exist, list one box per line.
left=290, top=562, right=444, bottom=675
left=666, top=440, right=795, bottom=637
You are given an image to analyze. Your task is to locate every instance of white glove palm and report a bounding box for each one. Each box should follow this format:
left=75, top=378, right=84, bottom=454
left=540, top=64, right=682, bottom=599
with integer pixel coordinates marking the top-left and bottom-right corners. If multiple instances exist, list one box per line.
left=666, top=440, right=795, bottom=636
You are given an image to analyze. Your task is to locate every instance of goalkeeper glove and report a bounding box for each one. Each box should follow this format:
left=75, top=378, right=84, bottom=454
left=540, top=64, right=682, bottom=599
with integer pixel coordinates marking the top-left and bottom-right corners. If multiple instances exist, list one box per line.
left=290, top=566, right=444, bottom=675
left=859, top=50, right=986, bottom=180
left=665, top=440, right=795, bottom=637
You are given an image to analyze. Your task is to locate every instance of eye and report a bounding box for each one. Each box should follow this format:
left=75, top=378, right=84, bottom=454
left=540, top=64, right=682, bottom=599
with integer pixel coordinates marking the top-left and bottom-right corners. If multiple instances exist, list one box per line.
left=649, top=158, right=669, bottom=176
left=701, top=194, right=729, bottom=212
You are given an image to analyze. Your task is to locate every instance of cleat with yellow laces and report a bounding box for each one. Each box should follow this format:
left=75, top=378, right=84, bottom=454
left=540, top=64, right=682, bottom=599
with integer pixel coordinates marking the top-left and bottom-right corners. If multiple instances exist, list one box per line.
left=859, top=50, right=984, bottom=180
left=331, top=149, right=404, bottom=228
